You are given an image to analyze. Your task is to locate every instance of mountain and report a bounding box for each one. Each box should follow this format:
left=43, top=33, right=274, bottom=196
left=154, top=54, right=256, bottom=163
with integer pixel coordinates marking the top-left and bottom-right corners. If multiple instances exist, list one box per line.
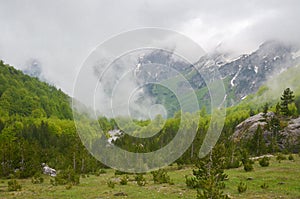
left=0, top=60, right=72, bottom=119
left=218, top=40, right=299, bottom=102
left=133, top=41, right=300, bottom=116
left=23, top=59, right=42, bottom=78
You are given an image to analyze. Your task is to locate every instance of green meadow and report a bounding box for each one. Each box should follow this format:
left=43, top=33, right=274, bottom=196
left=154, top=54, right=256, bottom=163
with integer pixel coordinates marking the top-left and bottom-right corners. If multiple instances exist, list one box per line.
left=1, top=154, right=299, bottom=199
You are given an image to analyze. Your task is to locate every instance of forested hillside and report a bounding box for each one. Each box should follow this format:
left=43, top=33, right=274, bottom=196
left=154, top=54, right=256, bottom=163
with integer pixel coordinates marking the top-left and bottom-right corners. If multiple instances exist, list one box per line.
left=0, top=60, right=72, bottom=119
left=0, top=60, right=103, bottom=178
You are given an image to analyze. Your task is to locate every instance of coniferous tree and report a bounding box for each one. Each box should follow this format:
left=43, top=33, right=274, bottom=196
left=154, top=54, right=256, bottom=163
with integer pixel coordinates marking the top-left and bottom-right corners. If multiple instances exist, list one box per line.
left=252, top=125, right=266, bottom=156
left=193, top=144, right=229, bottom=199
left=280, top=88, right=295, bottom=116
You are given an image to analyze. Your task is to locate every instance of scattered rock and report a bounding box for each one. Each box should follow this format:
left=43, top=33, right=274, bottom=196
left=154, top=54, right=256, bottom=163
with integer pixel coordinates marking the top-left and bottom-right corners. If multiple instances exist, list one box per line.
left=42, top=163, right=56, bottom=177
left=250, top=154, right=274, bottom=161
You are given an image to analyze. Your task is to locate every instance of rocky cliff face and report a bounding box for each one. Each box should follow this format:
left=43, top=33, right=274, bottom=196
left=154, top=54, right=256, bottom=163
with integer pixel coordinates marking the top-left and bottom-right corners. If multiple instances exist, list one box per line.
left=218, top=41, right=298, bottom=101
left=135, top=41, right=300, bottom=109
left=232, top=112, right=300, bottom=152
left=281, top=117, right=300, bottom=149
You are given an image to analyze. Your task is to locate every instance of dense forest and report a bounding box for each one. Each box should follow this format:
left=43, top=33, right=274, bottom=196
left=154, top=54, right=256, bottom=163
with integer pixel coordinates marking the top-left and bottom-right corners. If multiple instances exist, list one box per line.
left=0, top=61, right=103, bottom=178
left=0, top=60, right=299, bottom=197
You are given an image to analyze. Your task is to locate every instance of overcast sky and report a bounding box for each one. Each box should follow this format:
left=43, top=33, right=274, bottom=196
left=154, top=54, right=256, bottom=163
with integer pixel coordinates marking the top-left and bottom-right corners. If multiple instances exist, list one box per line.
left=1, top=0, right=300, bottom=95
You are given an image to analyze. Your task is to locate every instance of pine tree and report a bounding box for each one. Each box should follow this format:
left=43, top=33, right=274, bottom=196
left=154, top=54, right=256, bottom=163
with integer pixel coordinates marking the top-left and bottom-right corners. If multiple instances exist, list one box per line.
left=280, top=88, right=295, bottom=116
left=263, top=103, right=269, bottom=116
left=269, top=116, right=280, bottom=153
left=193, top=144, right=229, bottom=199
left=252, top=125, right=266, bottom=156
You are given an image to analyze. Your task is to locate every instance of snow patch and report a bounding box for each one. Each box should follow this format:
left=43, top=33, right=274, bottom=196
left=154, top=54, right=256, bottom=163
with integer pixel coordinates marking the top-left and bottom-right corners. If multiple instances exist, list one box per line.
left=230, top=65, right=242, bottom=87
left=292, top=50, right=300, bottom=59
left=254, top=65, right=258, bottom=73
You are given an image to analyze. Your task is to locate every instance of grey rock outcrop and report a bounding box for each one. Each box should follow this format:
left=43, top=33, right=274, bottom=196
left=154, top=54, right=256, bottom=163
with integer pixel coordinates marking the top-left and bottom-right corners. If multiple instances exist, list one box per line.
left=232, top=112, right=274, bottom=142
left=281, top=117, right=300, bottom=148
left=232, top=112, right=300, bottom=152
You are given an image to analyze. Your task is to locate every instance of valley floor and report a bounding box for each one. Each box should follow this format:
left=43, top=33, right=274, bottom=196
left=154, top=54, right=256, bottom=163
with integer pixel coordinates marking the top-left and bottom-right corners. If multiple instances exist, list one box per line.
left=0, top=155, right=300, bottom=199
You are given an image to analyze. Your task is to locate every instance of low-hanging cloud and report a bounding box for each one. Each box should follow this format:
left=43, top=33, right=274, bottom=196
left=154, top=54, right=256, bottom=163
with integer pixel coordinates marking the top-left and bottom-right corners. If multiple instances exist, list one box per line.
left=0, top=0, right=300, bottom=95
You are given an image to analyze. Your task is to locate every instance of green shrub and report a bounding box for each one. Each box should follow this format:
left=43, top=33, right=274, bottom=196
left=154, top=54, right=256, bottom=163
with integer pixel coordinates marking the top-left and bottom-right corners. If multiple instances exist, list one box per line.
left=8, top=173, right=15, bottom=179
left=185, top=175, right=199, bottom=189
left=65, top=184, right=72, bottom=190
left=115, top=170, right=127, bottom=175
left=135, top=174, right=146, bottom=186
left=53, top=168, right=80, bottom=186
left=259, top=157, right=270, bottom=167
left=7, top=180, right=22, bottom=192
left=243, top=162, right=254, bottom=172
left=95, top=169, right=107, bottom=176
left=241, top=150, right=254, bottom=172
left=99, top=169, right=106, bottom=174
left=107, top=180, right=115, bottom=188
left=260, top=183, right=269, bottom=189
left=288, top=154, right=294, bottom=161
left=50, top=178, right=55, bottom=186
left=276, top=154, right=286, bottom=162
left=31, top=173, right=44, bottom=184
left=120, top=175, right=128, bottom=185
left=168, top=179, right=175, bottom=185
left=237, top=182, right=247, bottom=193
left=151, top=169, right=171, bottom=184
left=226, top=159, right=241, bottom=169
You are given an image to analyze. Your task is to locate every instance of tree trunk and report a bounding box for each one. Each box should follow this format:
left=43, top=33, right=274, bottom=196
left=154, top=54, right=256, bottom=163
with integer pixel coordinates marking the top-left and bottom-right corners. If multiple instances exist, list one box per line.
left=81, top=158, right=85, bottom=173
left=73, top=152, right=76, bottom=171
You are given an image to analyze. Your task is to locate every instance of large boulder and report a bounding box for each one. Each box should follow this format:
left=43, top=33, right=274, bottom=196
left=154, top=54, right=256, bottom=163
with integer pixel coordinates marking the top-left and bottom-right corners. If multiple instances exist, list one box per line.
left=232, top=112, right=300, bottom=152
left=42, top=163, right=56, bottom=177
left=232, top=112, right=274, bottom=142
left=280, top=117, right=300, bottom=149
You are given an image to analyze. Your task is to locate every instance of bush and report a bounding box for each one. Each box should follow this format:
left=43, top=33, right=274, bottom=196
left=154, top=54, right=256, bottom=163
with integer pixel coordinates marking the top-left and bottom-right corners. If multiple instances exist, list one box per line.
left=261, top=183, right=269, bottom=189
left=237, top=182, right=247, bottom=193
left=115, top=170, right=127, bottom=175
left=259, top=157, right=270, bottom=167
left=65, top=184, right=72, bottom=190
left=276, top=154, right=286, bottom=162
left=226, top=159, right=241, bottom=169
left=31, top=173, right=44, bottom=184
left=120, top=175, right=128, bottom=185
left=135, top=174, right=146, bottom=186
left=7, top=180, right=22, bottom=192
left=52, top=168, right=80, bottom=186
left=243, top=162, right=254, bottom=172
left=151, top=169, right=171, bottom=184
left=241, top=150, right=254, bottom=172
left=177, top=164, right=184, bottom=170
left=94, top=169, right=107, bottom=176
left=107, top=180, right=115, bottom=188
left=8, top=173, right=15, bottom=179
left=99, top=169, right=106, bottom=174
left=185, top=175, right=199, bottom=189
left=288, top=154, right=294, bottom=161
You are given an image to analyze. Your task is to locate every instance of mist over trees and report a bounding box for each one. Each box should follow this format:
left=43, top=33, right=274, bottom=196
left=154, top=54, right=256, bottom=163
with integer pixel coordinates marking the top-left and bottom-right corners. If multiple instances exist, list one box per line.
left=0, top=58, right=300, bottom=198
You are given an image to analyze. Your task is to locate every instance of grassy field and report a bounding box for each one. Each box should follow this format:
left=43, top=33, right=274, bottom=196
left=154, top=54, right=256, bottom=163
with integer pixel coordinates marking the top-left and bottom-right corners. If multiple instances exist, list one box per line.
left=0, top=155, right=299, bottom=199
